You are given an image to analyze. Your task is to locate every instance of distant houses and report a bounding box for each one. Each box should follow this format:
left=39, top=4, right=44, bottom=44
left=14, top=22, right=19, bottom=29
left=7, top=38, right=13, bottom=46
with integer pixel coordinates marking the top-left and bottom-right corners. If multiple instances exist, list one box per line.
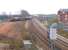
left=58, top=9, right=68, bottom=31
left=0, top=10, right=31, bottom=22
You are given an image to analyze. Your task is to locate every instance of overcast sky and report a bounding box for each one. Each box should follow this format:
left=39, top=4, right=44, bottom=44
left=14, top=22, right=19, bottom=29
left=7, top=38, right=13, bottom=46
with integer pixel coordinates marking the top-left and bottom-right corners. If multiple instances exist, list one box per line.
left=0, top=0, right=68, bottom=14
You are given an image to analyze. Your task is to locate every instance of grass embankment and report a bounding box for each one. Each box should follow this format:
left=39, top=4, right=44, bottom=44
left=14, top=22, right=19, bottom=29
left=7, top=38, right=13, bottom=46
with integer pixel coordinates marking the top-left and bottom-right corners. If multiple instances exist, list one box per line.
left=58, top=29, right=68, bottom=38
left=0, top=39, right=23, bottom=50
left=43, top=18, right=68, bottom=38
left=0, top=21, right=30, bottom=50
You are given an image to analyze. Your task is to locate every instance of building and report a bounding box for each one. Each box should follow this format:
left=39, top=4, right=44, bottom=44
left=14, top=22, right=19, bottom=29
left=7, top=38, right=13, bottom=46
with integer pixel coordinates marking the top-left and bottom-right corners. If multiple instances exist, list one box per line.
left=58, top=9, right=68, bottom=31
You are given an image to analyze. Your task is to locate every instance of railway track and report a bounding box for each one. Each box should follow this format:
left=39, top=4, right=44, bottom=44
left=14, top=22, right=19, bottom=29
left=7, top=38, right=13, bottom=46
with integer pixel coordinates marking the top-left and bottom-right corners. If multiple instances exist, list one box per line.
left=28, top=18, right=68, bottom=50
left=54, top=35, right=68, bottom=50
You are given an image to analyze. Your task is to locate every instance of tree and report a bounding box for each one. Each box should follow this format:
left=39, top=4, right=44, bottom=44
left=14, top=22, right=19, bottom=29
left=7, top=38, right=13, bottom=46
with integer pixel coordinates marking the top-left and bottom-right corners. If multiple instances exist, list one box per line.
left=21, top=10, right=30, bottom=17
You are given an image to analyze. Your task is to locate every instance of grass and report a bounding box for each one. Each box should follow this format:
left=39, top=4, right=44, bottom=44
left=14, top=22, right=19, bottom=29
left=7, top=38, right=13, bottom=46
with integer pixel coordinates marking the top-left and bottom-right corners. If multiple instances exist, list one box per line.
left=58, top=29, right=68, bottom=38
left=0, top=21, right=30, bottom=50
left=42, top=19, right=68, bottom=38
left=0, top=39, right=24, bottom=50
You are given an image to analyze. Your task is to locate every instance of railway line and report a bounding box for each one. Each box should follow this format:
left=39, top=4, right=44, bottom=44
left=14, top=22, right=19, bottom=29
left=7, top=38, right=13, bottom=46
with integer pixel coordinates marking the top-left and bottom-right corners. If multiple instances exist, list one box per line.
left=0, top=17, right=68, bottom=50
left=27, top=18, right=68, bottom=50
left=55, top=35, right=68, bottom=50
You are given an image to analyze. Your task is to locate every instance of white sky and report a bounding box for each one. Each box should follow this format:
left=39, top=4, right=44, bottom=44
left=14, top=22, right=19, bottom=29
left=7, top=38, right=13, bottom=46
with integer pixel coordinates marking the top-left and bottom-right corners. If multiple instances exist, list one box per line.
left=0, top=0, right=68, bottom=14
